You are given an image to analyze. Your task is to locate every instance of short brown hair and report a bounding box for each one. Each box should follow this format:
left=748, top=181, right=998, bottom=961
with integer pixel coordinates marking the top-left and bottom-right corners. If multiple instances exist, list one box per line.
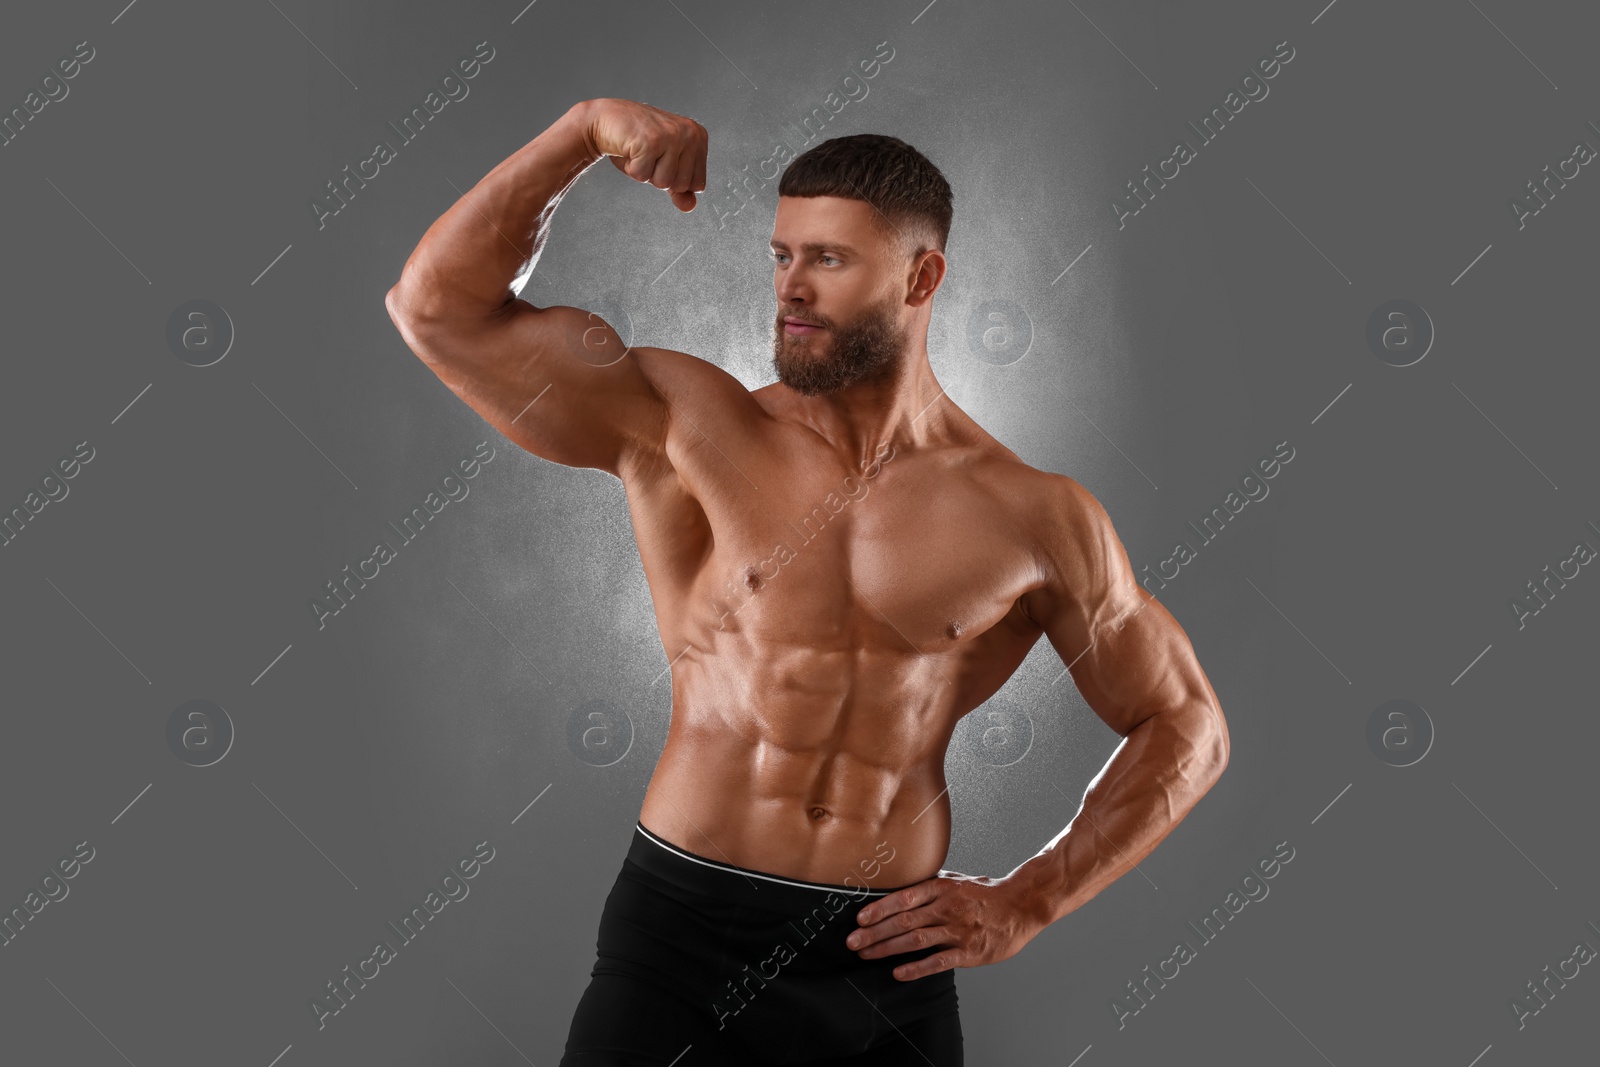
left=778, top=133, right=953, bottom=256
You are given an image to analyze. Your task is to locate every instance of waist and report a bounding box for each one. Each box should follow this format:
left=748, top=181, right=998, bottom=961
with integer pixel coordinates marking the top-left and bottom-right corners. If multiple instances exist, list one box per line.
left=629, top=821, right=918, bottom=914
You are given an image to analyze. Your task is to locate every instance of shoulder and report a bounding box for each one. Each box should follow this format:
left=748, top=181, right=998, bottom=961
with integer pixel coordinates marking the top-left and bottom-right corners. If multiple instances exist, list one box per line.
left=1035, top=470, right=1116, bottom=541
left=946, top=449, right=1122, bottom=573
left=916, top=430, right=1117, bottom=551
left=971, top=457, right=1113, bottom=547
left=1001, top=466, right=1130, bottom=624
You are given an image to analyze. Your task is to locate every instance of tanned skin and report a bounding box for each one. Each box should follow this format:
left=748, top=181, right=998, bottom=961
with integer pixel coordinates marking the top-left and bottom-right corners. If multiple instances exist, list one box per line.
left=385, top=98, right=1229, bottom=982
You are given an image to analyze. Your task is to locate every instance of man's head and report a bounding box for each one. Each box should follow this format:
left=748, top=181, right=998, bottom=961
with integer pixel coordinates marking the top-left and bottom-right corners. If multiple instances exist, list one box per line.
left=769, top=134, right=952, bottom=396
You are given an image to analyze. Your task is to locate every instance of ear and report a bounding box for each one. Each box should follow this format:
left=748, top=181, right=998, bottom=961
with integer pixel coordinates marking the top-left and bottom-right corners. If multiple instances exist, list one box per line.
left=906, top=248, right=947, bottom=307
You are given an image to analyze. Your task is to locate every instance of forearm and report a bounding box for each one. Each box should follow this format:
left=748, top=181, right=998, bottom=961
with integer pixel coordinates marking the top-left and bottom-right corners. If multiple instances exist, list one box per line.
left=389, top=100, right=602, bottom=323
left=1008, top=704, right=1227, bottom=927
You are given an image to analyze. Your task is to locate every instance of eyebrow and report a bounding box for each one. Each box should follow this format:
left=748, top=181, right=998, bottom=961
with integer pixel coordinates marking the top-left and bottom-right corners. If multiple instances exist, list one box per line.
left=769, top=240, right=861, bottom=256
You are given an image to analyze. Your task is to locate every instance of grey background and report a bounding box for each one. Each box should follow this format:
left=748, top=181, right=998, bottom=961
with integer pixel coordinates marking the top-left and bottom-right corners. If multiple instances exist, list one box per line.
left=2, top=0, right=1595, bottom=1063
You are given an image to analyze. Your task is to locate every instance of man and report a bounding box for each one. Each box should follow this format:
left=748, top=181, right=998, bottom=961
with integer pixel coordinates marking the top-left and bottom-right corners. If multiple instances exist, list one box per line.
left=385, top=97, right=1229, bottom=1065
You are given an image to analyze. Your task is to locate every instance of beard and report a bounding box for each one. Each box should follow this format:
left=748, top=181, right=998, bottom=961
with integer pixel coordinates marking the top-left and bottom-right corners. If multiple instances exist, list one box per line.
left=772, top=297, right=909, bottom=396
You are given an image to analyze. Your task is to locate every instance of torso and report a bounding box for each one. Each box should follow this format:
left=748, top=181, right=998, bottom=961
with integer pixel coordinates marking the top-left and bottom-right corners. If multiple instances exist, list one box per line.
left=620, top=350, right=1058, bottom=889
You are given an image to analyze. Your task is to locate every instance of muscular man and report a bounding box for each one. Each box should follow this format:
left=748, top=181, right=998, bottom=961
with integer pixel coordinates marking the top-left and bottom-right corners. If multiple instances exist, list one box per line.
left=385, top=98, right=1229, bottom=1065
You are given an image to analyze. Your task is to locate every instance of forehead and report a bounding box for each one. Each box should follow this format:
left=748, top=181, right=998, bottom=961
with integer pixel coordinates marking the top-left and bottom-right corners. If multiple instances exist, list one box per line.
left=771, top=195, right=888, bottom=250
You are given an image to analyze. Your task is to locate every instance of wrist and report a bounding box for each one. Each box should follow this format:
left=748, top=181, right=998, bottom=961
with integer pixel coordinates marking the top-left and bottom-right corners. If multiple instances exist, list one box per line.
left=1005, top=855, right=1067, bottom=931
left=564, top=99, right=605, bottom=164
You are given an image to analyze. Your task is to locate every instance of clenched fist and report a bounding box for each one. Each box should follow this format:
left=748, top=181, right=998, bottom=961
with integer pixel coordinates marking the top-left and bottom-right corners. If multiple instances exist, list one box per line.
left=579, top=98, right=708, bottom=212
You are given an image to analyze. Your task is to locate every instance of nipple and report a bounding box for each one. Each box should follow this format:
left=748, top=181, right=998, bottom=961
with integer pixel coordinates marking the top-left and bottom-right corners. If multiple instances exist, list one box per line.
left=946, top=620, right=964, bottom=640
left=743, top=567, right=762, bottom=591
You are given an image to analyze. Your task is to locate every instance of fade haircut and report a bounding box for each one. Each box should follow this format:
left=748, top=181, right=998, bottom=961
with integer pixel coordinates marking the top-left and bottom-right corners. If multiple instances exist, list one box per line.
left=778, top=133, right=953, bottom=258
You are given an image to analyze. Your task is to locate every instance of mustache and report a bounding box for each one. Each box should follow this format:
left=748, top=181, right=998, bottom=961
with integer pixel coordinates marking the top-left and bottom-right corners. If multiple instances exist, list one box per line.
left=777, top=311, right=828, bottom=328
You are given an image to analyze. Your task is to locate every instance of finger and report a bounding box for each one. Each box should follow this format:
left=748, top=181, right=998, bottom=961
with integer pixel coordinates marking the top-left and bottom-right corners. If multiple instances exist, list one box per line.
left=627, top=146, right=665, bottom=184
left=893, top=949, right=961, bottom=982
left=856, top=880, right=941, bottom=927
left=671, top=144, right=697, bottom=194
left=854, top=925, right=954, bottom=960
left=848, top=902, right=942, bottom=949
left=671, top=149, right=697, bottom=194
left=692, top=135, right=707, bottom=194
left=649, top=146, right=680, bottom=190
left=669, top=151, right=698, bottom=212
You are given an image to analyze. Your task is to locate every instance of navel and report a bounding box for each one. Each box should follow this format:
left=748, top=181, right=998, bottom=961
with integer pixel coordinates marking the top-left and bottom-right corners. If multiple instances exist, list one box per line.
left=808, top=806, right=829, bottom=821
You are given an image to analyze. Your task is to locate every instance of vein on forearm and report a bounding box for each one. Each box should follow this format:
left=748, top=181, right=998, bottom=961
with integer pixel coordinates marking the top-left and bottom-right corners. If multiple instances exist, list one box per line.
left=1022, top=703, right=1224, bottom=924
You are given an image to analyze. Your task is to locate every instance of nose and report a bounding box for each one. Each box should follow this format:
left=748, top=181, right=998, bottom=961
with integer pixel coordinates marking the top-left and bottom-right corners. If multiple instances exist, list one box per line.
left=775, top=262, right=810, bottom=306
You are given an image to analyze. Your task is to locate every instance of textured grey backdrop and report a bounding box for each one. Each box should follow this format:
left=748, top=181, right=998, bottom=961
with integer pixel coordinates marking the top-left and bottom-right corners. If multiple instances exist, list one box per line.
left=2, top=0, right=1596, bottom=1063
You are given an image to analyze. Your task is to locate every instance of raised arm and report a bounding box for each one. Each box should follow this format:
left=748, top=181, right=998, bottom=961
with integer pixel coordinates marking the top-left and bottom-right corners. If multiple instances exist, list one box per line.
left=1014, top=474, right=1230, bottom=923
left=384, top=98, right=708, bottom=476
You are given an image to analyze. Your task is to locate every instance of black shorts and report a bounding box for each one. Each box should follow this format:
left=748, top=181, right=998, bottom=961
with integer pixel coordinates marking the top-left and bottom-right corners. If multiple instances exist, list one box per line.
left=560, top=822, right=962, bottom=1066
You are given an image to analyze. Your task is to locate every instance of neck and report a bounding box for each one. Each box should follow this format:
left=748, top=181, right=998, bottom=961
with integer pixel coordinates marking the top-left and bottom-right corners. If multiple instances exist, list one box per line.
left=789, top=345, right=947, bottom=461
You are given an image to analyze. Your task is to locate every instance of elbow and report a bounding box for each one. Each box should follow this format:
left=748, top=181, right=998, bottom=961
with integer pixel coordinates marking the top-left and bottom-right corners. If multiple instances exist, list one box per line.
left=1209, top=734, right=1229, bottom=781
left=385, top=281, right=443, bottom=359
left=1204, top=703, right=1229, bottom=781
left=384, top=284, right=416, bottom=345
left=385, top=269, right=510, bottom=351
left=1174, top=696, right=1228, bottom=786
left=385, top=259, right=446, bottom=331
left=385, top=281, right=419, bottom=330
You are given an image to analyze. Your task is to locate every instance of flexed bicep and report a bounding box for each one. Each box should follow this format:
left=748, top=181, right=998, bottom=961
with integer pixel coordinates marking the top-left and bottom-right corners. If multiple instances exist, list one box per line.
left=389, top=295, right=669, bottom=475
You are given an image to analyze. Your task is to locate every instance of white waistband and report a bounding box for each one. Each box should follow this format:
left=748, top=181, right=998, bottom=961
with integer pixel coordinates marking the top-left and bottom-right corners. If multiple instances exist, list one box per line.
left=634, top=822, right=893, bottom=897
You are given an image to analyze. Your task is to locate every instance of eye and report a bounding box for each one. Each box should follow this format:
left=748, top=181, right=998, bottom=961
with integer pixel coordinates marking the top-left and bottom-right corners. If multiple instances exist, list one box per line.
left=770, top=251, right=789, bottom=264
left=820, top=255, right=841, bottom=266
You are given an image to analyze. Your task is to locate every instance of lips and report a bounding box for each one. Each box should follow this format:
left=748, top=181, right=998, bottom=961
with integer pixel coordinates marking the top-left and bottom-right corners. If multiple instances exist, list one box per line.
left=783, top=317, right=825, bottom=334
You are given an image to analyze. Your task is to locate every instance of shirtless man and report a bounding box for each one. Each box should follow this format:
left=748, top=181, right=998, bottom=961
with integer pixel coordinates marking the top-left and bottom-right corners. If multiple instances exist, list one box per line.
left=385, top=97, right=1229, bottom=1066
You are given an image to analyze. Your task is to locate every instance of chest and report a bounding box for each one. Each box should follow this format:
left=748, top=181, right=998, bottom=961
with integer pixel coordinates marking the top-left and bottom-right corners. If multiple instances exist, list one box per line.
left=631, top=445, right=1042, bottom=654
